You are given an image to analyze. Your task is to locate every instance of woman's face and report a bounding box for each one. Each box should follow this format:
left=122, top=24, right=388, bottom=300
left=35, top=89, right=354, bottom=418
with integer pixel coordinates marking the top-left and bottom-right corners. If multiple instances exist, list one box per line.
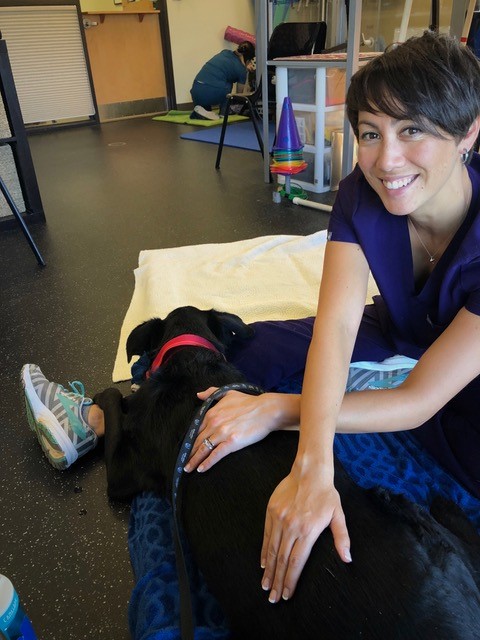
left=357, top=110, right=466, bottom=218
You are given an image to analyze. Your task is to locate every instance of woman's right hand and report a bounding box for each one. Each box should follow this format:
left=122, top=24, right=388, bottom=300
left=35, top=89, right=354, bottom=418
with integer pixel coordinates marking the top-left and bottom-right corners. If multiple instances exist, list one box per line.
left=185, top=389, right=289, bottom=473
left=261, top=467, right=351, bottom=603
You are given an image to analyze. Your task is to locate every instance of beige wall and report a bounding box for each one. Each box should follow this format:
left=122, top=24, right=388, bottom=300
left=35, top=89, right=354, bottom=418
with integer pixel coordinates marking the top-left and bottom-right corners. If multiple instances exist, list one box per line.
left=166, top=0, right=255, bottom=106
left=80, top=0, right=152, bottom=10
left=80, top=0, right=122, bottom=11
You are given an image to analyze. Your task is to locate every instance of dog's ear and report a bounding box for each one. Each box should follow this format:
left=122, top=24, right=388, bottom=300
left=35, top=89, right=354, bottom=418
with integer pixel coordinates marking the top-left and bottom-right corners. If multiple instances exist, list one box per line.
left=126, top=318, right=165, bottom=361
left=207, top=310, right=254, bottom=350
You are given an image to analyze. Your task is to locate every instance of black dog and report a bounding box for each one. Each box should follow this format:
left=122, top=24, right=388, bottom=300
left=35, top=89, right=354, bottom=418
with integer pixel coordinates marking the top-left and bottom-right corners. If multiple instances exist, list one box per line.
left=95, top=306, right=480, bottom=640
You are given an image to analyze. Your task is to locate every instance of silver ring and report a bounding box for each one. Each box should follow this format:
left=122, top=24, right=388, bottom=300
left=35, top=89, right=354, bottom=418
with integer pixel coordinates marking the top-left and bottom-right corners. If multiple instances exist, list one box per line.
left=203, top=437, right=215, bottom=451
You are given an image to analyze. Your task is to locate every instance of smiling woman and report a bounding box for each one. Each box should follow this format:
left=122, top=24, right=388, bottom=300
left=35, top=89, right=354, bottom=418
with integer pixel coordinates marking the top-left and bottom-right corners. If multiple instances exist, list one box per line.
left=204, top=31, right=480, bottom=604
left=257, top=30, right=480, bottom=602
left=348, top=32, right=480, bottom=283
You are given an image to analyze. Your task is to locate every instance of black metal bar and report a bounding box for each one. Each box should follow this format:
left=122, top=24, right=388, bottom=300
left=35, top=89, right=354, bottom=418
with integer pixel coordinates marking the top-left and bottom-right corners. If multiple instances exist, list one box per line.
left=156, top=0, right=177, bottom=111
left=74, top=0, right=100, bottom=125
left=215, top=97, right=232, bottom=169
left=0, top=38, right=45, bottom=223
left=430, top=0, right=440, bottom=32
left=248, top=103, right=265, bottom=158
left=0, top=36, right=45, bottom=262
left=0, top=174, right=45, bottom=266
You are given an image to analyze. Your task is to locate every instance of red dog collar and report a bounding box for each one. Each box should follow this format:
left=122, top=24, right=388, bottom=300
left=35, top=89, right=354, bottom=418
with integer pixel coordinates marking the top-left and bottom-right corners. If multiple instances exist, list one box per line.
left=147, top=334, right=221, bottom=378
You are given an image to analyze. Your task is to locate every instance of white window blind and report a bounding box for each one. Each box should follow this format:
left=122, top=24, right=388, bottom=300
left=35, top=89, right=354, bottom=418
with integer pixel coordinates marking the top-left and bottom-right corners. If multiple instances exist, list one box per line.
left=0, top=5, right=95, bottom=124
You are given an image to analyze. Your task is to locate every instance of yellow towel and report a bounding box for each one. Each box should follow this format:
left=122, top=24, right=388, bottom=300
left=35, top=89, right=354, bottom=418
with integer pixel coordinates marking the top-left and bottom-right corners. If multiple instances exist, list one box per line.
left=112, top=231, right=379, bottom=382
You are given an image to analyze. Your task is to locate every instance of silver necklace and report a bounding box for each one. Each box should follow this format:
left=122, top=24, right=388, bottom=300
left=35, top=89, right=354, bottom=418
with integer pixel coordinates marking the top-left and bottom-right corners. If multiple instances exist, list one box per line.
left=407, top=217, right=457, bottom=264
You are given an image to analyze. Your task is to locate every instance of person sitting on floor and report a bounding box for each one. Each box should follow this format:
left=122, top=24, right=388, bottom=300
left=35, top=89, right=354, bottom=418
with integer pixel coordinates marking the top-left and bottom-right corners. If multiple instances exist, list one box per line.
left=190, top=41, right=255, bottom=121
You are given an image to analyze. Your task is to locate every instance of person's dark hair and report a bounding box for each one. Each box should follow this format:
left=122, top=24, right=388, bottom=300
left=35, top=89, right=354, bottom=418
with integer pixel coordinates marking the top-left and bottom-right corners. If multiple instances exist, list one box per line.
left=347, top=30, right=480, bottom=141
left=237, top=41, right=255, bottom=64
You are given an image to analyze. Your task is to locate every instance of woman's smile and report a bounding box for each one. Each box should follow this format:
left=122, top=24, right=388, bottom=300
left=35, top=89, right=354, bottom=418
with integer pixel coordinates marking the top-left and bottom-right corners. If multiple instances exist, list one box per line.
left=381, top=175, right=417, bottom=191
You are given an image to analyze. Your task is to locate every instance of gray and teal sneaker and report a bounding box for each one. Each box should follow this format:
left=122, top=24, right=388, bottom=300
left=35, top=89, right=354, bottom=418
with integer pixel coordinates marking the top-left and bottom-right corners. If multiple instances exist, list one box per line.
left=346, top=355, right=418, bottom=392
left=21, top=364, right=98, bottom=470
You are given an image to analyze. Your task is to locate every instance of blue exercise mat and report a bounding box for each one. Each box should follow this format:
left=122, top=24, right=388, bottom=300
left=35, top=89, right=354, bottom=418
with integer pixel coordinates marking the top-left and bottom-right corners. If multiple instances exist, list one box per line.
left=180, top=120, right=276, bottom=152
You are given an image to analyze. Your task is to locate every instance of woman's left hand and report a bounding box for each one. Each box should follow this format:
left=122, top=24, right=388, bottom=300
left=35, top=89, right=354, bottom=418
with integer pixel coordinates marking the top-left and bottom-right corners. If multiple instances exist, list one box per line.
left=184, top=387, right=280, bottom=473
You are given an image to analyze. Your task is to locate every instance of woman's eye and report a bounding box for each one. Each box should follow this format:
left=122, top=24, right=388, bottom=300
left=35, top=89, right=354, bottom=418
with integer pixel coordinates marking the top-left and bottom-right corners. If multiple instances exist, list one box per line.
left=359, top=131, right=378, bottom=141
left=403, top=126, right=422, bottom=137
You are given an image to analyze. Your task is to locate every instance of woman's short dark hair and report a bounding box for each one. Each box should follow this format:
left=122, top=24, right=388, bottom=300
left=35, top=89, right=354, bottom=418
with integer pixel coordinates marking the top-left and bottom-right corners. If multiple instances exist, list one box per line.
left=346, top=31, right=480, bottom=140
left=237, top=41, right=255, bottom=64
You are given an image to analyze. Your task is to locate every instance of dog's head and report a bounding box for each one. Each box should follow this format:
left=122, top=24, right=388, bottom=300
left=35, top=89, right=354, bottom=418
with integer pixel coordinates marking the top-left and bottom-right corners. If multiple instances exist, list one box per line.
left=126, top=306, right=254, bottom=362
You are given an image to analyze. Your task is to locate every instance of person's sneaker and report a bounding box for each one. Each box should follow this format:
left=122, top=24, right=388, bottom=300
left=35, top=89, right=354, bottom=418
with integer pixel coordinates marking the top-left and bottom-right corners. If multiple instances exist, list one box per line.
left=189, top=109, right=205, bottom=120
left=346, top=355, right=418, bottom=392
left=21, top=364, right=98, bottom=470
left=193, top=105, right=220, bottom=121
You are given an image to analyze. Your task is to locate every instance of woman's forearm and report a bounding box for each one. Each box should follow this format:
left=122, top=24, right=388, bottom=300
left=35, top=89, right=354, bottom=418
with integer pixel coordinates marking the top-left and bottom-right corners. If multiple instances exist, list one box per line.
left=275, top=373, right=437, bottom=437
left=274, top=383, right=430, bottom=437
left=336, top=385, right=423, bottom=433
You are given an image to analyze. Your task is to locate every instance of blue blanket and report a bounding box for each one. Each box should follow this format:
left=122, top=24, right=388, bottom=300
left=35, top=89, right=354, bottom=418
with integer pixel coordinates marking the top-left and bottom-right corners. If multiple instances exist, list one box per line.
left=128, top=491, right=229, bottom=640
left=179, top=120, right=275, bottom=152
left=128, top=388, right=480, bottom=639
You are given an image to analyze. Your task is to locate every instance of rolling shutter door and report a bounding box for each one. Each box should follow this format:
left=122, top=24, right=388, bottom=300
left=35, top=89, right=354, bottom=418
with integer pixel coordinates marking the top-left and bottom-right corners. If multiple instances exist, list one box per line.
left=0, top=4, right=96, bottom=125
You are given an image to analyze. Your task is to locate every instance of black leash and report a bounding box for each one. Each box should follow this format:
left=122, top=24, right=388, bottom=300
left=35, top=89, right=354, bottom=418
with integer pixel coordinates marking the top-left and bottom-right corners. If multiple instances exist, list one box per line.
left=171, top=382, right=264, bottom=640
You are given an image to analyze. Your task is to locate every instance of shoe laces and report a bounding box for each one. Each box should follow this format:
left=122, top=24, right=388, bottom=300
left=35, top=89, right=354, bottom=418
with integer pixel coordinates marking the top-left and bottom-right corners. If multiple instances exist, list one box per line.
left=60, top=380, right=87, bottom=402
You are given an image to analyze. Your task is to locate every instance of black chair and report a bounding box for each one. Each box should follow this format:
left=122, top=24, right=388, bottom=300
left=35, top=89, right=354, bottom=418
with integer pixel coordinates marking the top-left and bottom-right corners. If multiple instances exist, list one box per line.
left=215, top=21, right=327, bottom=170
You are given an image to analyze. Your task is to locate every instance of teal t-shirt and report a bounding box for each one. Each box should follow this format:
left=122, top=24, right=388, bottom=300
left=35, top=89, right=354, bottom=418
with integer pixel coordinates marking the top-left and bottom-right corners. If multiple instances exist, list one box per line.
left=194, top=50, right=247, bottom=91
